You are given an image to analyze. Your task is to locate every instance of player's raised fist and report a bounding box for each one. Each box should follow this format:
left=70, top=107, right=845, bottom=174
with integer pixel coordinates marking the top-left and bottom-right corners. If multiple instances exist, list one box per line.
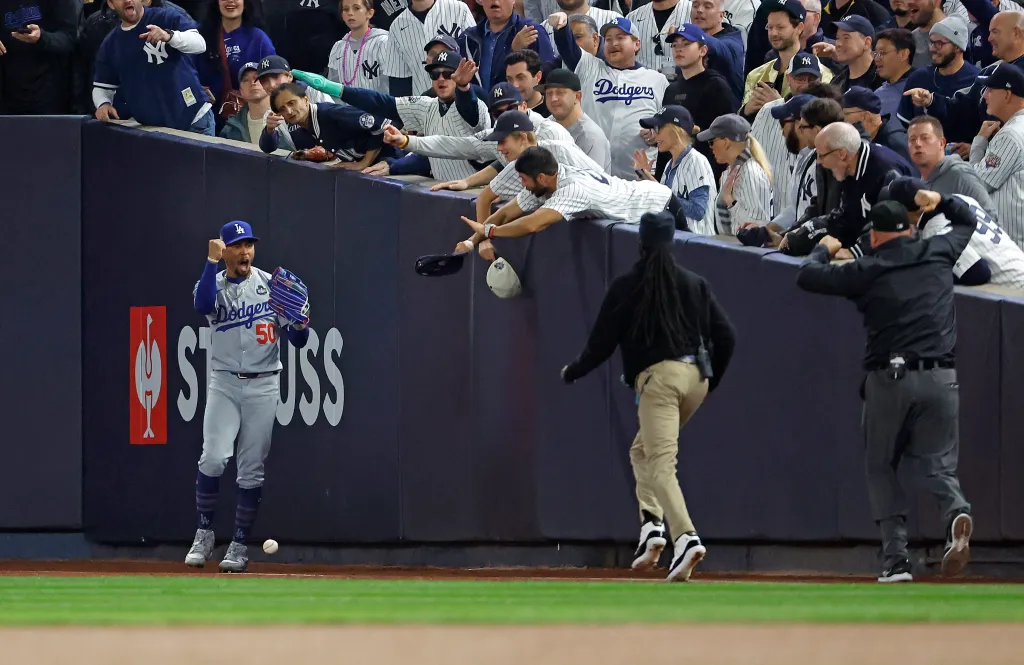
left=209, top=239, right=226, bottom=262
left=914, top=189, right=941, bottom=213
left=548, top=12, right=568, bottom=29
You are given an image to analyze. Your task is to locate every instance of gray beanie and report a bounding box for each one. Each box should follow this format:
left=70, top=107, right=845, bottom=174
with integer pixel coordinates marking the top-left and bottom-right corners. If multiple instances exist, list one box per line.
left=930, top=16, right=969, bottom=52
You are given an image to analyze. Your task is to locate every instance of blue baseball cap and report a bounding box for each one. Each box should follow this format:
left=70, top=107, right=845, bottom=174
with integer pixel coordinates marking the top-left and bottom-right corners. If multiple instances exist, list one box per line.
left=488, top=82, right=523, bottom=109
left=639, top=105, right=695, bottom=135
left=238, top=61, right=260, bottom=81
left=786, top=51, right=821, bottom=77
left=978, top=63, right=1024, bottom=97
left=767, top=0, right=806, bottom=22
left=425, top=49, right=462, bottom=72
left=424, top=35, right=460, bottom=53
left=770, top=94, right=815, bottom=121
left=834, top=15, right=875, bottom=39
left=220, top=220, right=259, bottom=246
left=666, top=24, right=708, bottom=45
left=842, top=86, right=883, bottom=114
left=484, top=110, right=535, bottom=141
left=600, top=16, right=640, bottom=39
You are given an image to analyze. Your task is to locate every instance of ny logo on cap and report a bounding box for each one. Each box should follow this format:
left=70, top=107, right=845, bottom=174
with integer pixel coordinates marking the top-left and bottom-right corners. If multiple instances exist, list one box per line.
left=493, top=87, right=504, bottom=98
left=261, top=58, right=270, bottom=68
left=801, top=56, right=811, bottom=65
left=777, top=0, right=786, bottom=5
left=235, top=223, right=244, bottom=235
left=437, top=51, right=448, bottom=62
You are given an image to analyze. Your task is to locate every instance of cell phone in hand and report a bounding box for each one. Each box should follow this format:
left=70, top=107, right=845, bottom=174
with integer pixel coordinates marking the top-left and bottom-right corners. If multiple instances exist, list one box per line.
left=15, top=25, right=32, bottom=34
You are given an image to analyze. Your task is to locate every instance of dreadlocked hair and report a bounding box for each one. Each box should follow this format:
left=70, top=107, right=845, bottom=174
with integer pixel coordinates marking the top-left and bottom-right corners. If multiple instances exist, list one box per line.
left=630, top=244, right=699, bottom=348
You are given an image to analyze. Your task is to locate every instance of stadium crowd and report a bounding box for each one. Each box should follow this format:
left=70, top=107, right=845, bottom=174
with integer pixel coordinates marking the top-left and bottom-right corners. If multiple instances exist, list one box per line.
left=3, top=0, right=1024, bottom=284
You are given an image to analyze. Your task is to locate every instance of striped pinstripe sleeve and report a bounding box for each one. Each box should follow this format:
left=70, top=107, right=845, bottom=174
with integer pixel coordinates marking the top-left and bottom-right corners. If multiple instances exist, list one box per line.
left=395, top=96, right=432, bottom=133
left=537, top=182, right=590, bottom=219
left=515, top=188, right=543, bottom=213
left=735, top=163, right=774, bottom=225
left=971, top=133, right=1024, bottom=191
left=490, top=161, right=525, bottom=200
left=404, top=133, right=499, bottom=161
left=381, top=31, right=411, bottom=78
left=456, top=1, right=477, bottom=30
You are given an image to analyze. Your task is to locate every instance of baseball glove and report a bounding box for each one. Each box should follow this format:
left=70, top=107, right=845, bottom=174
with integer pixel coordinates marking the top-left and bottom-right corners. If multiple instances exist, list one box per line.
left=290, top=146, right=336, bottom=162
left=269, top=267, right=310, bottom=326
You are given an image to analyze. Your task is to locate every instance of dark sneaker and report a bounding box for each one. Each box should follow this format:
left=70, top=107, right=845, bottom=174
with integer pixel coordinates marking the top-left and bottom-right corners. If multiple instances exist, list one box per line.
left=878, top=558, right=913, bottom=583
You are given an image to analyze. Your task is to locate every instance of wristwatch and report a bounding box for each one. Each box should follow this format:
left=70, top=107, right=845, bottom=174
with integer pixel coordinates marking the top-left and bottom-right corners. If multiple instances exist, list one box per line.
left=165, top=29, right=176, bottom=43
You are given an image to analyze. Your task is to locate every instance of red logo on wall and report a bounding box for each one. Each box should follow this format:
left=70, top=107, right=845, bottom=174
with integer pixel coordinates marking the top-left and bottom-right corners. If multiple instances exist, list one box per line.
left=130, top=306, right=167, bottom=445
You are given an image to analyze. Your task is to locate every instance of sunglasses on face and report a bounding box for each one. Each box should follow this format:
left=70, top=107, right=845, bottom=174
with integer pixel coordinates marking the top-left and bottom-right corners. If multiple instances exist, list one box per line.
left=429, top=70, right=455, bottom=81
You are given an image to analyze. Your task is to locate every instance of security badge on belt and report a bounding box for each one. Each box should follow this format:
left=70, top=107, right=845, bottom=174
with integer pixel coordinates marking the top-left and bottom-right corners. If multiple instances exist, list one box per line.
left=889, top=355, right=906, bottom=380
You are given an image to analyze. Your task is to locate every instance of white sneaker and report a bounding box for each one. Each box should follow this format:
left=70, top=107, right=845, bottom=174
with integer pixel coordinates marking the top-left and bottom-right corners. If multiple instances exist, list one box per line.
left=667, top=533, right=706, bottom=582
left=941, top=513, right=973, bottom=577
left=631, top=521, right=668, bottom=571
left=219, top=541, right=249, bottom=573
left=185, top=528, right=214, bottom=568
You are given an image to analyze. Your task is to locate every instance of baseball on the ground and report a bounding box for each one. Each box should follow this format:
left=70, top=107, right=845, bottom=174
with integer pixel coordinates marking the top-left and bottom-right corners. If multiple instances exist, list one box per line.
left=262, top=539, right=279, bottom=555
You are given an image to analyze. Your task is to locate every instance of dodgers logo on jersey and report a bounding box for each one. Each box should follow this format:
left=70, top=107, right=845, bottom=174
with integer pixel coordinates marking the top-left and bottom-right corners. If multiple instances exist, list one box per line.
left=212, top=300, right=276, bottom=332
left=144, top=40, right=169, bottom=65
left=593, top=79, right=656, bottom=105
left=130, top=306, right=168, bottom=445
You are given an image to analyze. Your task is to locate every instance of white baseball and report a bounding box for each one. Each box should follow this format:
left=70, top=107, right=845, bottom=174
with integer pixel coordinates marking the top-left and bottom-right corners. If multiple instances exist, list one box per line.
left=263, top=539, right=279, bottom=555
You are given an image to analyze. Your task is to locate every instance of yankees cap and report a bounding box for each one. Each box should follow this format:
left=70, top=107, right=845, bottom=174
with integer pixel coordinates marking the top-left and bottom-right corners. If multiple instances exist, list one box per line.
left=425, top=49, right=462, bottom=72
left=666, top=23, right=708, bottom=45
left=639, top=105, right=695, bottom=135
left=787, top=51, right=820, bottom=77
left=870, top=200, right=912, bottom=232
left=424, top=35, right=460, bottom=53
left=238, top=61, right=260, bottom=81
left=484, top=110, right=536, bottom=141
left=978, top=63, right=1024, bottom=97
left=696, top=113, right=751, bottom=142
left=488, top=82, right=524, bottom=109
left=842, top=86, right=883, bottom=114
left=834, top=15, right=875, bottom=39
left=767, top=0, right=806, bottom=22
left=220, top=220, right=259, bottom=246
left=770, top=93, right=815, bottom=121
left=256, top=55, right=290, bottom=78
left=600, top=16, right=640, bottom=39
left=535, top=68, right=581, bottom=93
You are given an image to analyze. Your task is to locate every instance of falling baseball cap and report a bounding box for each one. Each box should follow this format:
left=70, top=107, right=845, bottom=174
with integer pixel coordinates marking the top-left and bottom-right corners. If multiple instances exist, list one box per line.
left=978, top=63, right=1024, bottom=97
left=600, top=16, right=640, bottom=39
left=424, top=35, right=460, bottom=53
left=486, top=257, right=523, bottom=298
left=425, top=49, right=462, bottom=72
left=770, top=93, right=815, bottom=121
left=484, top=110, right=536, bottom=141
left=220, top=220, right=259, bottom=246
left=696, top=113, right=751, bottom=142
left=256, top=55, right=291, bottom=78
left=665, top=23, right=708, bottom=45
left=488, top=82, right=524, bottom=109
left=787, top=51, right=821, bottom=77
left=535, top=68, right=581, bottom=93
left=870, top=200, right=912, bottom=232
left=639, top=105, right=695, bottom=135
left=834, top=15, right=875, bottom=39
left=415, top=251, right=468, bottom=277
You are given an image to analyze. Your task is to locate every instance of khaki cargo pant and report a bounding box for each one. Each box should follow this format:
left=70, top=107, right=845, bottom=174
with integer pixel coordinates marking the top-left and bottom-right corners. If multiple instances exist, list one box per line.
left=630, top=359, right=708, bottom=539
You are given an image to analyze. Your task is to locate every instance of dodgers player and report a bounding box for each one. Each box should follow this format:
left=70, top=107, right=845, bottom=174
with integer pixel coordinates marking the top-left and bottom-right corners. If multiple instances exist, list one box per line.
left=552, top=15, right=670, bottom=179
left=627, top=0, right=694, bottom=77
left=185, top=221, right=311, bottom=573
left=381, top=0, right=477, bottom=98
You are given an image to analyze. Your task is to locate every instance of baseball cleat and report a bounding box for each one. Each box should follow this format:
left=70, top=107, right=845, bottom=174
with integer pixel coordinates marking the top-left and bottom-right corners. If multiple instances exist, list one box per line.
left=219, top=541, right=249, bottom=573
left=185, top=529, right=215, bottom=568
left=878, top=558, right=913, bottom=583
left=667, top=533, right=706, bottom=582
left=941, top=513, right=973, bottom=577
left=631, top=520, right=668, bottom=571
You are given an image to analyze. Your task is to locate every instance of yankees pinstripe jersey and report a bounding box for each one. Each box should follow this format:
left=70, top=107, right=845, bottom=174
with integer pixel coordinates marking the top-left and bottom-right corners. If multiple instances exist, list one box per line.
left=573, top=49, right=669, bottom=179
left=714, top=149, right=774, bottom=235
left=772, top=146, right=816, bottom=229
left=381, top=0, right=476, bottom=96
left=920, top=195, right=1024, bottom=289
left=723, top=0, right=760, bottom=45
left=328, top=29, right=390, bottom=96
left=516, top=164, right=673, bottom=221
left=662, top=147, right=718, bottom=235
left=969, top=108, right=1024, bottom=249
left=490, top=139, right=607, bottom=200
left=402, top=110, right=573, bottom=164
left=627, top=0, right=693, bottom=77
left=542, top=6, right=622, bottom=55
left=751, top=98, right=795, bottom=215
left=396, top=94, right=491, bottom=180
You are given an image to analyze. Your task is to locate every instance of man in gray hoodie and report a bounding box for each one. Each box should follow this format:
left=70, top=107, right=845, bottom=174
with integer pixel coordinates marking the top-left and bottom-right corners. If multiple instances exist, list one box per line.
left=906, top=114, right=998, bottom=221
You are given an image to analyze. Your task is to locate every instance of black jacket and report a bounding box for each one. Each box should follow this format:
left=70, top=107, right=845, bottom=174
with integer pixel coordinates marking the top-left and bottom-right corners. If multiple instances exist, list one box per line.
left=660, top=67, right=738, bottom=182
left=563, top=257, right=737, bottom=392
left=820, top=0, right=891, bottom=39
left=871, top=118, right=911, bottom=168
left=797, top=195, right=975, bottom=369
left=832, top=61, right=887, bottom=92
left=0, top=0, right=79, bottom=114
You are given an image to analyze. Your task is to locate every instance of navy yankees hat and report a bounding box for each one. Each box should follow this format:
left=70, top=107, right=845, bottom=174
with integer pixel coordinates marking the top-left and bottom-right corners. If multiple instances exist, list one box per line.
left=842, top=86, right=883, bottom=114
left=424, top=35, right=460, bottom=53
left=257, top=55, right=290, bottom=78
left=834, top=15, right=875, bottom=39
left=415, top=251, right=468, bottom=277
left=488, top=82, right=523, bottom=109
left=639, top=105, right=695, bottom=135
left=767, top=0, right=806, bottom=22
left=770, top=93, right=815, bottom=121
left=220, top=220, right=259, bottom=246
left=978, top=63, right=1024, bottom=97
left=484, top=110, right=535, bottom=141
left=238, top=61, right=260, bottom=81
left=425, top=49, right=462, bottom=72
left=786, top=51, right=820, bottom=77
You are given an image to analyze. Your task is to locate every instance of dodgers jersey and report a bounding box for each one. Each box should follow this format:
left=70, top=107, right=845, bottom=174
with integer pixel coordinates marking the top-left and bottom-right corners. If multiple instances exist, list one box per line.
left=328, top=29, right=391, bottom=96
left=920, top=195, right=1024, bottom=290
left=627, top=0, right=693, bottom=77
left=489, top=139, right=607, bottom=200
left=381, top=0, right=476, bottom=96
left=194, top=267, right=292, bottom=374
left=970, top=108, right=1024, bottom=249
left=515, top=164, right=673, bottom=221
left=94, top=7, right=208, bottom=130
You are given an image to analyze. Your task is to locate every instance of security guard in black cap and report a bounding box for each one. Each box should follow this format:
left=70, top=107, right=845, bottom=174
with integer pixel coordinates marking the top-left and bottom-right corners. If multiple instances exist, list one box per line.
left=796, top=179, right=975, bottom=583
left=560, top=212, right=736, bottom=583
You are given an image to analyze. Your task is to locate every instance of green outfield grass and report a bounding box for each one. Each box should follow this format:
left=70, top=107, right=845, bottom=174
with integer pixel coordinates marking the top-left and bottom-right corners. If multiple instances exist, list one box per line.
left=1, top=577, right=1023, bottom=625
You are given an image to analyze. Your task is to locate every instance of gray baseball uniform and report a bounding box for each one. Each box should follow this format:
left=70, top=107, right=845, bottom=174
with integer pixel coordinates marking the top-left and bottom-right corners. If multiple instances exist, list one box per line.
left=566, top=111, right=612, bottom=171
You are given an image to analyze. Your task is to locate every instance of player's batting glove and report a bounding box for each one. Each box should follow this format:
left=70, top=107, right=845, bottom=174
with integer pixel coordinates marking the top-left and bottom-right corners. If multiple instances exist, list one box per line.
left=269, top=267, right=311, bottom=326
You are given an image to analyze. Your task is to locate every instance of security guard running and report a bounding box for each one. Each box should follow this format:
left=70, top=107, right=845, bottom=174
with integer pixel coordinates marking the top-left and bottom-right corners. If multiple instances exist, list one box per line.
left=796, top=177, right=974, bottom=583
left=561, top=212, right=736, bottom=582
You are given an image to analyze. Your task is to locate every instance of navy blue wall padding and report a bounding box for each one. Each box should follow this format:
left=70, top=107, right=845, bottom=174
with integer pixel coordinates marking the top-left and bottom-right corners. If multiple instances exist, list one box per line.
left=1000, top=295, right=1024, bottom=539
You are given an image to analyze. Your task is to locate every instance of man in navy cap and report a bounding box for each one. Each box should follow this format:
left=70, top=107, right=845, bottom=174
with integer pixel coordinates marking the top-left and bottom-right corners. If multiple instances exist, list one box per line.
left=768, top=94, right=820, bottom=232
left=843, top=86, right=911, bottom=165
left=819, top=0, right=889, bottom=39
left=814, top=16, right=886, bottom=91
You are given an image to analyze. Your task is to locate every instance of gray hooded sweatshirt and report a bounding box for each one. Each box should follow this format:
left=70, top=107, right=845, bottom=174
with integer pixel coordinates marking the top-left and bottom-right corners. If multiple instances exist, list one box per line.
left=925, top=155, right=1000, bottom=223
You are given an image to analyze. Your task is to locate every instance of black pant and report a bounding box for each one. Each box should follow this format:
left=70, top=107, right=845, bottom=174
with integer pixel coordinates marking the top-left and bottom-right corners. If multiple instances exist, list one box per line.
left=862, top=368, right=971, bottom=566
